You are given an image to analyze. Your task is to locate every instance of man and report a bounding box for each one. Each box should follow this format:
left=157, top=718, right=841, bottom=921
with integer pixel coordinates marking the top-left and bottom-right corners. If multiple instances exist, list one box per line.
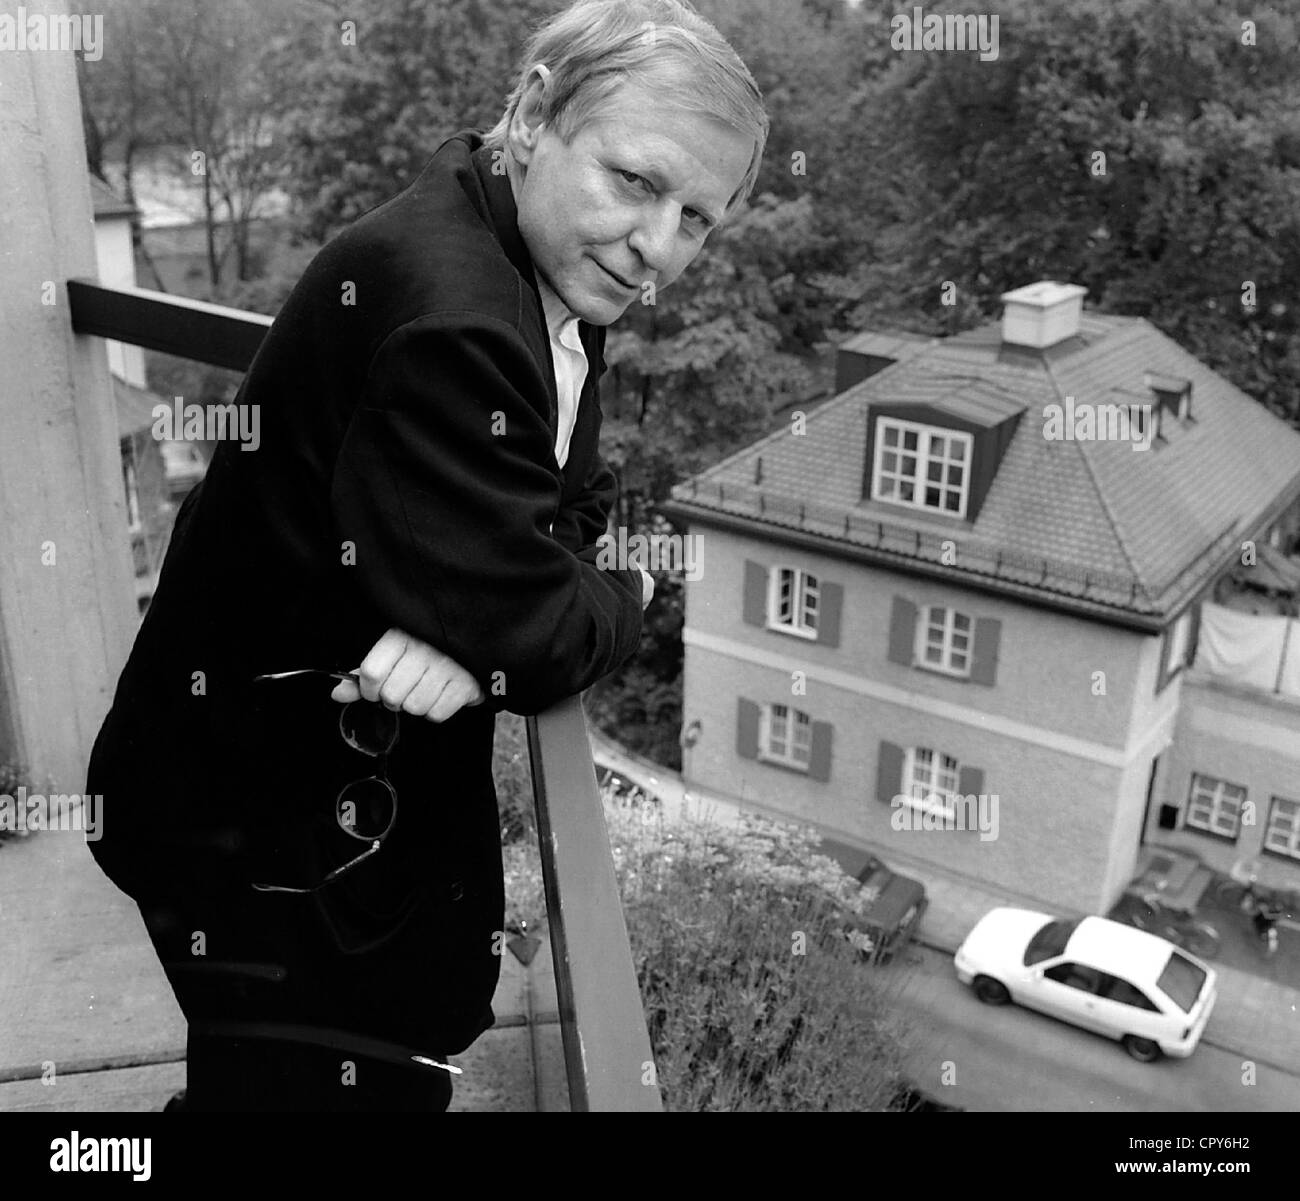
left=86, top=0, right=767, bottom=1111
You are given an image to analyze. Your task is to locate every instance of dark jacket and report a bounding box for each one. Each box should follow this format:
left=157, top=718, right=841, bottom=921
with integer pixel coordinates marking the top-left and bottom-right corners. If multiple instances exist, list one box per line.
left=86, top=130, right=643, bottom=1053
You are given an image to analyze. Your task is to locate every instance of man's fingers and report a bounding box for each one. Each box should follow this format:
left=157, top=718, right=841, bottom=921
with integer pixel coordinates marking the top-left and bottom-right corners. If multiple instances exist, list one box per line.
left=377, top=646, right=429, bottom=711
left=331, top=677, right=362, bottom=704
left=356, top=628, right=409, bottom=703
left=428, top=678, right=482, bottom=724
left=402, top=667, right=450, bottom=718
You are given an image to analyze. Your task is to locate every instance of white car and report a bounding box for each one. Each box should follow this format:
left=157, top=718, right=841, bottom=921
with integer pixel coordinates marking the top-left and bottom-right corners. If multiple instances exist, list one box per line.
left=954, top=908, right=1217, bottom=1062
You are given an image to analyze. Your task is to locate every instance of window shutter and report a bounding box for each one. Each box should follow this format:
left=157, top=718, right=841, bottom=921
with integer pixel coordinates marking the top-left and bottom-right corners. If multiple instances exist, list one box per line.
left=958, top=765, right=984, bottom=798
left=887, top=597, right=917, bottom=666
left=808, top=721, right=833, bottom=782
left=736, top=697, right=761, bottom=760
left=816, top=581, right=843, bottom=648
left=876, top=741, right=904, bottom=804
left=1186, top=602, right=1203, bottom=669
left=743, top=561, right=768, bottom=627
left=970, top=618, right=1001, bottom=685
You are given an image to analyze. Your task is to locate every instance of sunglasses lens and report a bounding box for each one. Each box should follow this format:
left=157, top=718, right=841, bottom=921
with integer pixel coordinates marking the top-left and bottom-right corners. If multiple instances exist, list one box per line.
left=336, top=777, right=396, bottom=841
left=339, top=701, right=400, bottom=755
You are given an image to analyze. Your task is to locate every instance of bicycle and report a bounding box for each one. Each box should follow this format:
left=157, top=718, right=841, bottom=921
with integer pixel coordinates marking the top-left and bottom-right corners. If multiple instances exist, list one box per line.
left=1112, top=889, right=1220, bottom=960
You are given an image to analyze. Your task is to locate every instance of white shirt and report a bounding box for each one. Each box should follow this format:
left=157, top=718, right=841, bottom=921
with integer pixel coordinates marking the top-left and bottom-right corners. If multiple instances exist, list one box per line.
left=536, top=275, right=588, bottom=469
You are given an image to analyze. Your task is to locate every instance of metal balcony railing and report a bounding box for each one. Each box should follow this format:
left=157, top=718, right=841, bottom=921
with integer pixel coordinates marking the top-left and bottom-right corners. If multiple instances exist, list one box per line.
left=670, top=475, right=1242, bottom=622
left=69, top=278, right=662, bottom=1113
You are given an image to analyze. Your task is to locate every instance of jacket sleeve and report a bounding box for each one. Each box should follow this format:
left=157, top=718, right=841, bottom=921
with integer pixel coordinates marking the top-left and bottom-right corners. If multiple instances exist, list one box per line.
left=329, top=310, right=643, bottom=716
left=551, top=448, right=619, bottom=559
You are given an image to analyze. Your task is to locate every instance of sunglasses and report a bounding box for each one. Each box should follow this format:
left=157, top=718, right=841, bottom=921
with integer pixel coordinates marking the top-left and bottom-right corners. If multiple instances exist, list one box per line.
left=250, top=669, right=399, bottom=894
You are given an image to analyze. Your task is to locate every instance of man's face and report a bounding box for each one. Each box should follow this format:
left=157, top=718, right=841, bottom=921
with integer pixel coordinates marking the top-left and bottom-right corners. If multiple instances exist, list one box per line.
left=507, top=74, right=755, bottom=325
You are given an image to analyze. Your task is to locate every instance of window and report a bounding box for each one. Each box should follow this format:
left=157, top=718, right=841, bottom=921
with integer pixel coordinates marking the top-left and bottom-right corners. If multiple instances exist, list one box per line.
left=1023, top=918, right=1078, bottom=967
left=1264, top=797, right=1300, bottom=861
left=1101, top=975, right=1161, bottom=1013
left=1044, top=962, right=1101, bottom=994
left=1157, top=951, right=1207, bottom=1014
left=1166, top=609, right=1194, bottom=673
left=122, top=447, right=142, bottom=533
left=902, top=746, right=960, bottom=816
left=1185, top=773, right=1245, bottom=841
left=872, top=417, right=973, bottom=518
left=917, top=606, right=973, bottom=677
left=761, top=703, right=812, bottom=770
left=769, top=567, right=818, bottom=639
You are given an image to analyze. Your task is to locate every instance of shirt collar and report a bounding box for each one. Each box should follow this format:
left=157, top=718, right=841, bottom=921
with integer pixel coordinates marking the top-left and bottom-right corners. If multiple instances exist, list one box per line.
left=536, top=274, right=581, bottom=345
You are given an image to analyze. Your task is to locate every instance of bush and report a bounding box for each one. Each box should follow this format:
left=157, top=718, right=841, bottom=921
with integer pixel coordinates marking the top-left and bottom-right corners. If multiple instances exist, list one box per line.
left=0, top=761, right=34, bottom=842
left=504, top=790, right=918, bottom=1111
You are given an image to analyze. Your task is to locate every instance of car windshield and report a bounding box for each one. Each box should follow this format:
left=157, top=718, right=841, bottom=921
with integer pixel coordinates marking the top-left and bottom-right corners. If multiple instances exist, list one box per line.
left=1157, top=950, right=1207, bottom=1013
left=1023, top=918, right=1079, bottom=967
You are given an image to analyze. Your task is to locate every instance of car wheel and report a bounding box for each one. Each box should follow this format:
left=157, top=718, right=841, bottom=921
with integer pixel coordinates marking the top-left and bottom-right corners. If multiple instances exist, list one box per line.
left=1122, top=1035, right=1162, bottom=1063
left=972, top=975, right=1010, bottom=1005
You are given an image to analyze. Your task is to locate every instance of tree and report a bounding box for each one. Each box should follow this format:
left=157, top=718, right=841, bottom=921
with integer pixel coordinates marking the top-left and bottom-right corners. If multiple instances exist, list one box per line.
left=836, top=0, right=1300, bottom=420
left=276, top=0, right=556, bottom=242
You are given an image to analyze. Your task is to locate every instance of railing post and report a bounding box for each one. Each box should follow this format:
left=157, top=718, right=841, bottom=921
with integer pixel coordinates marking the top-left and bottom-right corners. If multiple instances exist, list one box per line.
left=0, top=31, right=136, bottom=786
left=526, top=698, right=663, bottom=1112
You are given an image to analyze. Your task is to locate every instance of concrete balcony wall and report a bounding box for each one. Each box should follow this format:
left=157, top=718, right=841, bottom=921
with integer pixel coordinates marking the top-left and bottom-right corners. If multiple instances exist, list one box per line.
left=0, top=26, right=137, bottom=786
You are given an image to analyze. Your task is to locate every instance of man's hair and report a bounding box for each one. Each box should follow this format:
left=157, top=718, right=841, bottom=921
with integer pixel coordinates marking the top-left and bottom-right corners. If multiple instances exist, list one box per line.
left=483, top=0, right=769, bottom=224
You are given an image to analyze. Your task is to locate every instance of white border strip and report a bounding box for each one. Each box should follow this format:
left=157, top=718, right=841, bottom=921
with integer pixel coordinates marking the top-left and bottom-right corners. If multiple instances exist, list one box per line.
left=684, top=628, right=1174, bottom=769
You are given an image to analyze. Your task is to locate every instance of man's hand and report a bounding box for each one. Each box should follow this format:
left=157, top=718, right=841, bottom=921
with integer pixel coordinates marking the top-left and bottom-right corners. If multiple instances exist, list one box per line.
left=331, top=628, right=484, bottom=722
left=639, top=568, right=655, bottom=611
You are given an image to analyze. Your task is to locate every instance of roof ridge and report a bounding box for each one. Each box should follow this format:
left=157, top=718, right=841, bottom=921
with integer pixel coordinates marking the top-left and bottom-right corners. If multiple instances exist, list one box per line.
left=1041, top=321, right=1152, bottom=590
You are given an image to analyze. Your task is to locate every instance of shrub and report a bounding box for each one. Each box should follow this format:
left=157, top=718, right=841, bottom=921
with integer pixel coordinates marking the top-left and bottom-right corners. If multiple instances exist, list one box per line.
left=0, top=761, right=33, bottom=843
left=504, top=790, right=918, bottom=1111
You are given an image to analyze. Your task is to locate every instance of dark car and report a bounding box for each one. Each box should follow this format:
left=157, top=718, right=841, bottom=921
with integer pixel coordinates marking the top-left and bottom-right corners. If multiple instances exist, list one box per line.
left=820, top=840, right=929, bottom=964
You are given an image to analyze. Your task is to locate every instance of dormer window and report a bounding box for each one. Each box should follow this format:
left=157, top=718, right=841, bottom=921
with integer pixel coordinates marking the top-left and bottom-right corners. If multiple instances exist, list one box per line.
left=871, top=417, right=972, bottom=518
left=1144, top=372, right=1193, bottom=424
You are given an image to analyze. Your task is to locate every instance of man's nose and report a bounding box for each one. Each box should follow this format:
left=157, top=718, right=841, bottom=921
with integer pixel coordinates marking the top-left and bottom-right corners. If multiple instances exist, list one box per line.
left=627, top=202, right=681, bottom=275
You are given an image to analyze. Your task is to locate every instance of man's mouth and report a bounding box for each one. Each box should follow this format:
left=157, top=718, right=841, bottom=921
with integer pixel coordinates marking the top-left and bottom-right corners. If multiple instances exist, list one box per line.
left=595, top=261, right=636, bottom=291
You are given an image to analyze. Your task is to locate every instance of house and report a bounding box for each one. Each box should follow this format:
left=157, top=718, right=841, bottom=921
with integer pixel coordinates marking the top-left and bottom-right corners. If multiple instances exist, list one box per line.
left=91, top=175, right=207, bottom=611
left=662, top=282, right=1300, bottom=918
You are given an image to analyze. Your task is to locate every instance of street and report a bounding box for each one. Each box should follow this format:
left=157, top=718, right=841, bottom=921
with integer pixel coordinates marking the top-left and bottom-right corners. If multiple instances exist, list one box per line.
left=891, top=945, right=1300, bottom=1112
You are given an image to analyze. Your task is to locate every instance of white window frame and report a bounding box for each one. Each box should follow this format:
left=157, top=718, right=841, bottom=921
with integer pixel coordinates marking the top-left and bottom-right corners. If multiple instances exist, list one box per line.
left=1166, top=608, right=1194, bottom=674
left=901, top=746, right=960, bottom=819
left=123, top=454, right=142, bottom=534
left=760, top=702, right=812, bottom=771
left=1185, top=773, right=1245, bottom=840
left=767, top=566, right=819, bottom=640
left=1264, top=796, right=1300, bottom=861
left=915, top=605, right=974, bottom=678
left=871, top=416, right=974, bottom=519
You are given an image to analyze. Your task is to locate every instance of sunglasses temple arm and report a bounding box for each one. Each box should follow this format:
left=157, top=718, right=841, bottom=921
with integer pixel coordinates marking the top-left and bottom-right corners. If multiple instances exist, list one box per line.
left=254, top=669, right=361, bottom=685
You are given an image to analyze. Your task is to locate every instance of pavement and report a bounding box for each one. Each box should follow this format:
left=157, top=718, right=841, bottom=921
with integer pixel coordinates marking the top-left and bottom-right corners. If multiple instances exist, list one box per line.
left=589, top=729, right=1300, bottom=1080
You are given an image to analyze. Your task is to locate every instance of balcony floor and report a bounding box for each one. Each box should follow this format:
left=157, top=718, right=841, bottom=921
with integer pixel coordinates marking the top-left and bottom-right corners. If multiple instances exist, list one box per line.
left=0, top=830, right=567, bottom=1111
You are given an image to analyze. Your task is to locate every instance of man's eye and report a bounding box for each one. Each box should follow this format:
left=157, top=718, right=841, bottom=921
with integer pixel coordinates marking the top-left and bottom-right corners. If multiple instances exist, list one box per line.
left=617, top=169, right=646, bottom=187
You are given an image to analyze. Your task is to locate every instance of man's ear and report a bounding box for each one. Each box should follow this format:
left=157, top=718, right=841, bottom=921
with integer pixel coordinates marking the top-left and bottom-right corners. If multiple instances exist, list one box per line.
left=506, top=63, right=553, bottom=169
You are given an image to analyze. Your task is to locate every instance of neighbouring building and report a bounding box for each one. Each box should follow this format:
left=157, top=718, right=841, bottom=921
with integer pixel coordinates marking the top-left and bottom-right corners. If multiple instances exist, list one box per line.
left=663, top=281, right=1300, bottom=918
left=91, top=175, right=207, bottom=611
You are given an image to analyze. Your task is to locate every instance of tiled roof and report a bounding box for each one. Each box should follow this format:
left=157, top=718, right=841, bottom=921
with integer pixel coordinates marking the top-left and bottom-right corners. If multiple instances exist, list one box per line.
left=669, top=312, right=1300, bottom=623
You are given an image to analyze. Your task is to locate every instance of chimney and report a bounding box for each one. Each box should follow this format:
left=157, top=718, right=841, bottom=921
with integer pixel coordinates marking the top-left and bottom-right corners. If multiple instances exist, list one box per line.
left=999, top=281, right=1088, bottom=349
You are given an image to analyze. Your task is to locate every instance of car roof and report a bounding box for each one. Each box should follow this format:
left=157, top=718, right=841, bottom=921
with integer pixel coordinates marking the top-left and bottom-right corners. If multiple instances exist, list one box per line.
left=1065, top=916, right=1175, bottom=986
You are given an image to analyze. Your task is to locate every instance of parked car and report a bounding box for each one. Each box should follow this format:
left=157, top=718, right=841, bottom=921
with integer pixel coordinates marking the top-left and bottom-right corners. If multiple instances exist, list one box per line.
left=819, top=842, right=928, bottom=964
left=954, top=908, right=1218, bottom=1062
